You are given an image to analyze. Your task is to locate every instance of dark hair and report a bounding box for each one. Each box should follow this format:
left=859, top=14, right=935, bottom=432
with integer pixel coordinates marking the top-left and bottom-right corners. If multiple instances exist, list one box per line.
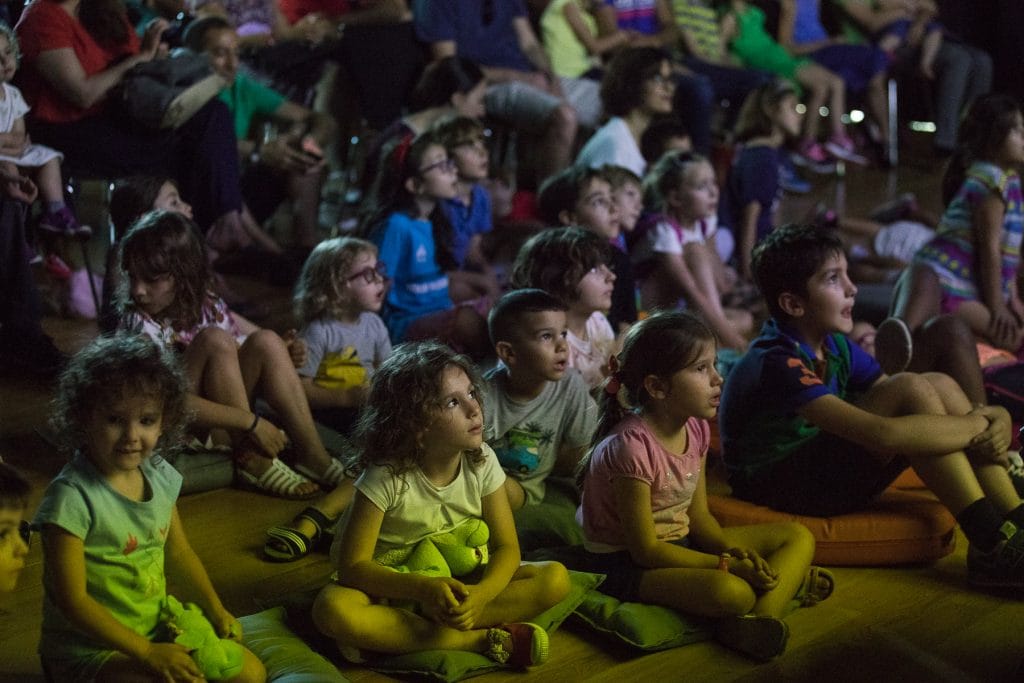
left=117, top=210, right=211, bottom=330
left=109, top=176, right=173, bottom=240
left=577, top=310, right=716, bottom=488
left=598, top=164, right=642, bottom=191
left=643, top=150, right=706, bottom=212
left=358, top=131, right=457, bottom=271
left=536, top=165, right=607, bottom=225
left=510, top=227, right=611, bottom=304
left=78, top=0, right=131, bottom=50
left=734, top=80, right=797, bottom=143
left=488, top=288, right=568, bottom=346
left=181, top=15, right=233, bottom=53
left=432, top=115, right=486, bottom=152
left=752, top=223, right=845, bottom=319
left=0, top=462, right=30, bottom=511
left=639, top=116, right=690, bottom=164
left=50, top=334, right=191, bottom=455
left=409, top=56, right=485, bottom=112
left=601, top=47, right=671, bottom=117
left=293, top=236, right=378, bottom=324
left=354, top=341, right=484, bottom=477
left=942, top=93, right=1023, bottom=206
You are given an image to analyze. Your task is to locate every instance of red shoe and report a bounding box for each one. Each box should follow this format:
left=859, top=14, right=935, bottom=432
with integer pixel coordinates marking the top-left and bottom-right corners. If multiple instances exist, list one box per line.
left=485, top=623, right=549, bottom=668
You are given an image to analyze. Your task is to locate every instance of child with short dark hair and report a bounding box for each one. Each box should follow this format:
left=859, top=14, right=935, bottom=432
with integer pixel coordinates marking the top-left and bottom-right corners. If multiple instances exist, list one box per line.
left=484, top=289, right=598, bottom=512
left=720, top=223, right=1024, bottom=590
left=0, top=460, right=31, bottom=594
left=598, top=164, right=643, bottom=235
left=36, top=335, right=265, bottom=682
left=313, top=341, right=570, bottom=668
left=511, top=227, right=617, bottom=389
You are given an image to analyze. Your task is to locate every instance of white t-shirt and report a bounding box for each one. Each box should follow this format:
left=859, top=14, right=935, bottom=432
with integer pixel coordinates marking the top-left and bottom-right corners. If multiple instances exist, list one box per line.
left=576, top=117, right=646, bottom=177
left=567, top=311, right=616, bottom=390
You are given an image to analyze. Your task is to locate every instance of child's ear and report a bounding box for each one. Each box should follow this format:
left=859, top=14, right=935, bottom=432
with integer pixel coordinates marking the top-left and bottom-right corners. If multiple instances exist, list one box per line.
left=778, top=291, right=805, bottom=318
left=495, top=340, right=515, bottom=365
left=557, top=209, right=575, bottom=227
left=404, top=176, right=422, bottom=196
left=665, top=188, right=683, bottom=210
left=642, top=374, right=668, bottom=400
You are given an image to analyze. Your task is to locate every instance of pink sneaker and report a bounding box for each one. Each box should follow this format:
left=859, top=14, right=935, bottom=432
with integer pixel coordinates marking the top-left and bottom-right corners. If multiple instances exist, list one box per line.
left=824, top=133, right=868, bottom=165
left=791, top=141, right=837, bottom=174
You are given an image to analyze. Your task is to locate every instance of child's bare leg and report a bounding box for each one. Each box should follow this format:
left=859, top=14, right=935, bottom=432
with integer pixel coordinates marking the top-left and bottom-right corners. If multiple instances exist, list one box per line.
left=684, top=242, right=749, bottom=349
left=637, top=566, right=756, bottom=617
left=94, top=643, right=266, bottom=682
left=33, top=159, right=64, bottom=204
left=288, top=479, right=356, bottom=540
left=795, top=64, right=832, bottom=141
left=908, top=315, right=986, bottom=405
left=287, top=169, right=323, bottom=249
left=721, top=522, right=816, bottom=618
left=952, top=300, right=1024, bottom=352
left=473, top=562, right=571, bottom=627
left=866, top=72, right=891, bottom=144
left=838, top=216, right=883, bottom=239
left=183, top=327, right=254, bottom=449
left=313, top=584, right=490, bottom=655
left=826, top=73, right=848, bottom=138
left=920, top=29, right=943, bottom=80
left=889, top=263, right=942, bottom=331
left=237, top=330, right=332, bottom=473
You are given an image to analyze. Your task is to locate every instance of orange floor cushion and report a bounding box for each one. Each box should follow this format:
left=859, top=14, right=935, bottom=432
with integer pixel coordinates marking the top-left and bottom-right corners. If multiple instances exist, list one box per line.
left=708, top=488, right=957, bottom=566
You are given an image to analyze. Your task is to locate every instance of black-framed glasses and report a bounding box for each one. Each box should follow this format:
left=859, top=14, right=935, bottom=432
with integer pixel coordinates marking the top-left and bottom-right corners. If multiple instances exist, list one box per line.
left=346, top=261, right=388, bottom=284
left=419, top=157, right=457, bottom=175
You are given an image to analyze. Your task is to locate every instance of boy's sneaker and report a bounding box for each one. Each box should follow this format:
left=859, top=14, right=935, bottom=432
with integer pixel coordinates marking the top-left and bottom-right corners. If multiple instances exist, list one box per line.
left=38, top=206, right=92, bottom=239
left=790, top=143, right=837, bottom=174
left=824, top=134, right=869, bottom=166
left=779, top=157, right=811, bottom=194
left=485, top=623, right=549, bottom=668
left=967, top=520, right=1024, bottom=590
left=874, top=317, right=914, bottom=375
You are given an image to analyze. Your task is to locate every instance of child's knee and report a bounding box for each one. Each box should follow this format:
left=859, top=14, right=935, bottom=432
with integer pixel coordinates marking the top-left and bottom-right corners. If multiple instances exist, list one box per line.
left=534, top=561, right=572, bottom=608
left=232, top=648, right=267, bottom=683
left=192, top=326, right=238, bottom=354
left=311, top=584, right=358, bottom=640
left=708, top=575, right=757, bottom=616
left=245, top=328, right=286, bottom=354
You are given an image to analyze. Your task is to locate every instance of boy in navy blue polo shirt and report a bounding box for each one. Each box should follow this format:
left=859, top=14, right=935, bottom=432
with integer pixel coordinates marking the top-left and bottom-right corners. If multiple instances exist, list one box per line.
left=720, top=223, right=1024, bottom=590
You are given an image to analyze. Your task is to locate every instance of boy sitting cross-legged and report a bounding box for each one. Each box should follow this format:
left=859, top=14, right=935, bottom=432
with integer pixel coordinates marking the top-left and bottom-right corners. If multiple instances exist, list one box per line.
left=719, top=224, right=1024, bottom=590
left=484, top=290, right=598, bottom=535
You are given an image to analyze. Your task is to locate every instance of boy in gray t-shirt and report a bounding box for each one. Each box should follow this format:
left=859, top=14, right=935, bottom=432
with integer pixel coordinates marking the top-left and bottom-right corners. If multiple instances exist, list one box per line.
left=484, top=289, right=598, bottom=509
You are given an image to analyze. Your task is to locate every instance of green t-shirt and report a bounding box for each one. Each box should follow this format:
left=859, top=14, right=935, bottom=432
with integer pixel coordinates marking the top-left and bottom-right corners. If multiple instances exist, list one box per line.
left=217, top=72, right=287, bottom=140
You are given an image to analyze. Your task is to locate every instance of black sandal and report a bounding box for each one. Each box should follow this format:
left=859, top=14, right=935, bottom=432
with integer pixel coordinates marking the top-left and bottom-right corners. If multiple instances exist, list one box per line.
left=264, top=506, right=334, bottom=562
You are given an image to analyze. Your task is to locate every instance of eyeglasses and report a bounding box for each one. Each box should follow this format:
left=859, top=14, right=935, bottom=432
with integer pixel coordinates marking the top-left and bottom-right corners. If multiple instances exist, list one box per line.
left=647, top=73, right=675, bottom=89
left=419, top=157, right=457, bottom=175
left=346, top=261, right=388, bottom=284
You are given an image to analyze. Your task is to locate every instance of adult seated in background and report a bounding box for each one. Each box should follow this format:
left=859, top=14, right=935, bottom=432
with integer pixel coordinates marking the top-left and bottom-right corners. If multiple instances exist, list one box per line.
left=595, top=0, right=716, bottom=155
left=14, top=0, right=252, bottom=253
left=838, top=0, right=992, bottom=156
left=414, top=0, right=593, bottom=186
left=0, top=162, right=65, bottom=376
left=577, top=47, right=675, bottom=177
left=185, top=16, right=336, bottom=250
left=360, top=55, right=486, bottom=196
left=273, top=0, right=424, bottom=134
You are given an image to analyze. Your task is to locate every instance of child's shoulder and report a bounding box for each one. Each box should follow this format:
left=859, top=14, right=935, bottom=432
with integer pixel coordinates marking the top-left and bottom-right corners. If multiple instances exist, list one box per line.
left=966, top=160, right=1020, bottom=197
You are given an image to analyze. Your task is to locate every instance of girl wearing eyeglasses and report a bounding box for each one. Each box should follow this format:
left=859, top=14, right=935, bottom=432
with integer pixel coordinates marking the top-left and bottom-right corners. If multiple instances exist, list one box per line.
left=359, top=130, right=491, bottom=358
left=0, top=460, right=31, bottom=594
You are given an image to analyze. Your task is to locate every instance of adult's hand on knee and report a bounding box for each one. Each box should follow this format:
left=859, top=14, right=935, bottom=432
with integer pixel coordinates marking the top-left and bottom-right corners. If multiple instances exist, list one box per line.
left=965, top=405, right=1012, bottom=466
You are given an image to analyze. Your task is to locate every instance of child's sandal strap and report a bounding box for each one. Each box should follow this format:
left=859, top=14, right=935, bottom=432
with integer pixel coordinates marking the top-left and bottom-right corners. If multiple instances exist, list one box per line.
left=264, top=526, right=313, bottom=562
left=295, top=506, right=333, bottom=540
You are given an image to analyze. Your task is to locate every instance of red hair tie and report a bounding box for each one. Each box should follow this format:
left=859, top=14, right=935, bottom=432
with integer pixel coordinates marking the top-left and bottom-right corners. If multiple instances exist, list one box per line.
left=604, top=354, right=622, bottom=396
left=393, top=135, right=413, bottom=173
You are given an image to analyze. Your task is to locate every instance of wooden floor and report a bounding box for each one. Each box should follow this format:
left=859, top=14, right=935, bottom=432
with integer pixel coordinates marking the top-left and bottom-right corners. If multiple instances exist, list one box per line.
left=2, top=134, right=1024, bottom=681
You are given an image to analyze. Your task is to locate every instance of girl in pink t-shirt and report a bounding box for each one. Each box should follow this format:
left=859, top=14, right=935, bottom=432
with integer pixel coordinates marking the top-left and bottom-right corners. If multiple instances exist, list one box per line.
left=576, top=310, right=829, bottom=661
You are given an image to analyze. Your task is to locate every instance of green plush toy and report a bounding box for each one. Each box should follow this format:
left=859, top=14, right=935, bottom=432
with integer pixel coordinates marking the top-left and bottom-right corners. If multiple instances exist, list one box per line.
left=376, top=518, right=490, bottom=578
left=157, top=596, right=245, bottom=681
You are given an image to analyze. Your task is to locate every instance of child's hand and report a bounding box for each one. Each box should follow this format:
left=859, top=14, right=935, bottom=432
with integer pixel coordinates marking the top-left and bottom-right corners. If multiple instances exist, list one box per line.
left=210, top=609, right=243, bottom=642
left=249, top=415, right=288, bottom=457
left=2, top=172, right=37, bottom=204
left=443, top=584, right=489, bottom=631
left=282, top=329, right=307, bottom=369
left=141, top=641, right=202, bottom=681
left=987, top=304, right=1024, bottom=351
left=725, top=548, right=779, bottom=592
left=966, top=405, right=1012, bottom=467
left=139, top=18, right=168, bottom=61
left=418, top=576, right=467, bottom=624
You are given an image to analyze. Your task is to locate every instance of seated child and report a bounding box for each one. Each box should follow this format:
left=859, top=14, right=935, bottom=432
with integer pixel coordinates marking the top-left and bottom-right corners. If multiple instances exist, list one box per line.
left=292, top=236, right=391, bottom=434
left=484, top=289, right=599, bottom=511
left=511, top=227, right=618, bottom=390
left=0, top=460, right=30, bottom=594
left=577, top=311, right=825, bottom=661
left=433, top=115, right=501, bottom=302
left=35, top=335, right=265, bottom=681
left=538, top=165, right=636, bottom=329
left=719, top=224, right=1024, bottom=590
left=313, top=341, right=570, bottom=668
left=633, top=151, right=752, bottom=350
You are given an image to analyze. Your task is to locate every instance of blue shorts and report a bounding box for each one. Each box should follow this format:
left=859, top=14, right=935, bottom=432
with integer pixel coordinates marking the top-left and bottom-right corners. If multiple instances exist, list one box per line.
left=580, top=537, right=691, bottom=602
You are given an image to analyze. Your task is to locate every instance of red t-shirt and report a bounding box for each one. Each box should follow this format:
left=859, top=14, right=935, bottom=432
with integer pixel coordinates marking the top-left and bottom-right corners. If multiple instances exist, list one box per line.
left=15, top=0, right=140, bottom=123
left=278, top=0, right=352, bottom=25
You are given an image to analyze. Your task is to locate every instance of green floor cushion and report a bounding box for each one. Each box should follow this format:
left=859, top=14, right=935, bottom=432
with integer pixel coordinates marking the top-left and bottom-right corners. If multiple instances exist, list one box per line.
left=513, top=477, right=585, bottom=552
left=572, top=591, right=714, bottom=651
left=239, top=607, right=347, bottom=682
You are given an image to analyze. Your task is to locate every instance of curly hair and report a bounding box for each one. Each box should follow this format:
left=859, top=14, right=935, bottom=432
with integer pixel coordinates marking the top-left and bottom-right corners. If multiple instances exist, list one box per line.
left=354, top=341, right=485, bottom=479
left=600, top=47, right=671, bottom=117
left=510, top=227, right=611, bottom=305
left=751, top=223, right=845, bottom=319
left=293, top=237, right=378, bottom=325
left=536, top=165, right=607, bottom=225
left=941, top=93, right=1023, bottom=206
left=117, top=210, right=211, bottom=331
left=50, top=334, right=191, bottom=456
left=577, top=310, right=716, bottom=488
left=0, top=461, right=30, bottom=511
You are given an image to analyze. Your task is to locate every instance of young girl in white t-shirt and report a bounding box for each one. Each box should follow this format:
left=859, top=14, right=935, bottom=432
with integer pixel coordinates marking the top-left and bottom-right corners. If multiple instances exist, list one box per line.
left=313, top=342, right=570, bottom=669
